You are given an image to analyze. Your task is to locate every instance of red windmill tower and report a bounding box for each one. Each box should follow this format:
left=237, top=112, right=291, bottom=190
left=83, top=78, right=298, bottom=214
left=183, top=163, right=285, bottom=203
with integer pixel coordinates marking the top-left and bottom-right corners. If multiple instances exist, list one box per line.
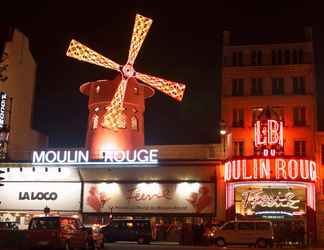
left=66, top=14, right=186, bottom=159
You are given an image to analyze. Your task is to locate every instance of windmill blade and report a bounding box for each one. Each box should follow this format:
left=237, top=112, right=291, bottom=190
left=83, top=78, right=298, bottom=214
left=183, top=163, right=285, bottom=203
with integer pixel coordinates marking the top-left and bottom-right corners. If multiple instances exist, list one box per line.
left=127, top=14, right=153, bottom=66
left=101, top=78, right=128, bottom=130
left=136, top=72, right=186, bottom=102
left=67, top=39, right=120, bottom=71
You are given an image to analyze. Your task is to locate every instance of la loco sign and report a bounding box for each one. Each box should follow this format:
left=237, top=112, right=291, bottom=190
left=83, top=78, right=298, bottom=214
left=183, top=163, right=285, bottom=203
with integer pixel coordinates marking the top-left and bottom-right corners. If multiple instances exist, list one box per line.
left=224, top=158, right=316, bottom=182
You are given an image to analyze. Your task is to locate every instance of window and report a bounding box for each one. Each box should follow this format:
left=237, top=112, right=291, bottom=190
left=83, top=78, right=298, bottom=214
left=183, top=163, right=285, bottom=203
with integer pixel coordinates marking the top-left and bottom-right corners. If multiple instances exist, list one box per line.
left=293, top=77, right=305, bottom=95
left=294, top=141, right=306, bottom=156
left=232, top=52, right=237, bottom=66
left=293, top=106, right=306, bottom=126
left=30, top=218, right=59, bottom=230
left=272, top=106, right=285, bottom=122
left=298, top=49, right=304, bottom=63
left=257, top=51, right=262, bottom=65
left=251, top=78, right=263, bottom=95
left=278, top=50, right=282, bottom=64
left=131, top=116, right=138, bottom=130
left=256, top=222, right=271, bottom=230
left=134, top=87, right=139, bottom=95
left=272, top=50, right=277, bottom=65
left=284, top=50, right=290, bottom=64
left=232, top=109, right=244, bottom=127
left=232, top=52, right=243, bottom=66
left=96, top=85, right=100, bottom=94
left=222, top=222, right=235, bottom=230
left=232, top=79, right=244, bottom=96
left=251, top=50, right=257, bottom=65
left=233, top=141, right=244, bottom=156
left=293, top=49, right=298, bottom=64
left=321, top=145, right=324, bottom=165
left=238, top=52, right=243, bottom=65
left=272, top=78, right=284, bottom=95
left=238, top=222, right=255, bottom=230
left=116, top=113, right=127, bottom=129
left=251, top=107, right=264, bottom=125
left=92, top=114, right=99, bottom=129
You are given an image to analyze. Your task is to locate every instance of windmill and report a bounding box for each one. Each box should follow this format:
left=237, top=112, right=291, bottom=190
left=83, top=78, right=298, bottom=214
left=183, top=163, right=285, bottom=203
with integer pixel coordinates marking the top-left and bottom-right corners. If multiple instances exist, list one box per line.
left=66, top=14, right=186, bottom=131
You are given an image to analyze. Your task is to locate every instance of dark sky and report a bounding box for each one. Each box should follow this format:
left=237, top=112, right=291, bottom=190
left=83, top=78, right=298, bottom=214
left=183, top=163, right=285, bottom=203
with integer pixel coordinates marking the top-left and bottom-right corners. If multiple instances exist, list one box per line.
left=6, top=1, right=324, bottom=147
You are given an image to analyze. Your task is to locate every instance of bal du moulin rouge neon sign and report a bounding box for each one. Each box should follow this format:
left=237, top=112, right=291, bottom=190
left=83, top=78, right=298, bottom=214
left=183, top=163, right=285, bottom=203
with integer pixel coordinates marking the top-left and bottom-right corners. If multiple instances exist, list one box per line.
left=225, top=114, right=317, bottom=182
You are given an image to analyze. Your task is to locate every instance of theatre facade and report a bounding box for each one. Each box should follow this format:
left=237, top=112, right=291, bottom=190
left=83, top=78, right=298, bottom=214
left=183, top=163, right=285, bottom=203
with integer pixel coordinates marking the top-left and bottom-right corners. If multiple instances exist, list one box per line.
left=0, top=144, right=225, bottom=235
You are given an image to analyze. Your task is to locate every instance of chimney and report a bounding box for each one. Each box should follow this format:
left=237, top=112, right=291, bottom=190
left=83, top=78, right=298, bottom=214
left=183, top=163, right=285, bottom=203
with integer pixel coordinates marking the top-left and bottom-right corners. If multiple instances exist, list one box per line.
left=223, top=30, right=231, bottom=46
left=304, top=26, right=313, bottom=41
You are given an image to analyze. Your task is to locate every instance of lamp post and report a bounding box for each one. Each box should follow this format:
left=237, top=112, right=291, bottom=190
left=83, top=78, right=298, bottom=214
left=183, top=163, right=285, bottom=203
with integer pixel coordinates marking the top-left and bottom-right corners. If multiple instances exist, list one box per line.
left=219, top=120, right=227, bottom=156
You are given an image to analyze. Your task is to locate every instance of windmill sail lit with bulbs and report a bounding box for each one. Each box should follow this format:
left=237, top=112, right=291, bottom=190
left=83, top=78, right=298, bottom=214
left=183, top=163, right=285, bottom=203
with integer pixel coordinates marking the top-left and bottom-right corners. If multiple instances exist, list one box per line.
left=66, top=14, right=186, bottom=130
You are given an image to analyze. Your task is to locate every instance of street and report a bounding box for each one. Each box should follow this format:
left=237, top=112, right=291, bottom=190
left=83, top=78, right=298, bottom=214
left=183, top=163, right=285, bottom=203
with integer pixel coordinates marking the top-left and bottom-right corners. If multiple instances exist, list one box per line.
left=104, top=242, right=324, bottom=250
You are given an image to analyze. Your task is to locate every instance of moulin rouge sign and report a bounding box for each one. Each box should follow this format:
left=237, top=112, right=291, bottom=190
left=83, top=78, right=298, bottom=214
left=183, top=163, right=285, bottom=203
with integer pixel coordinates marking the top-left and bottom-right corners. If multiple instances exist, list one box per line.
left=32, top=149, right=159, bottom=166
left=225, top=117, right=317, bottom=182
left=225, top=158, right=316, bottom=182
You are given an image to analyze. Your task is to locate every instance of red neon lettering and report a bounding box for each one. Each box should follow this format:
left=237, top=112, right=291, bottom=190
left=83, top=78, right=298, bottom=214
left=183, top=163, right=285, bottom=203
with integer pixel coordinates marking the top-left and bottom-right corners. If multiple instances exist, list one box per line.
left=242, top=160, right=252, bottom=180
left=232, top=160, right=241, bottom=180
left=288, top=159, right=298, bottom=179
left=259, top=159, right=270, bottom=179
left=253, top=159, right=258, bottom=179
left=275, top=159, right=287, bottom=179
left=268, top=120, right=280, bottom=144
left=224, top=161, right=231, bottom=181
left=310, top=161, right=317, bottom=181
left=300, top=160, right=309, bottom=180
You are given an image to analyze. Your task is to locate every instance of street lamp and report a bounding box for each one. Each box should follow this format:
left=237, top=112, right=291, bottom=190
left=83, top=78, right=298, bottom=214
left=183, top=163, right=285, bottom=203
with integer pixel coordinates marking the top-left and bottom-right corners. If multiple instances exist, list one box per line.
left=219, top=120, right=228, bottom=156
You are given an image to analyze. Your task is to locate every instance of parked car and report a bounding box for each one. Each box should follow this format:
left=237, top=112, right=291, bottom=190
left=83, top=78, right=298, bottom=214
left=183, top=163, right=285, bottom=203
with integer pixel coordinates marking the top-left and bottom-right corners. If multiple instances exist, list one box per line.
left=0, top=221, right=19, bottom=230
left=101, top=219, right=152, bottom=244
left=211, top=220, right=274, bottom=247
left=84, top=226, right=104, bottom=249
left=26, top=216, right=90, bottom=250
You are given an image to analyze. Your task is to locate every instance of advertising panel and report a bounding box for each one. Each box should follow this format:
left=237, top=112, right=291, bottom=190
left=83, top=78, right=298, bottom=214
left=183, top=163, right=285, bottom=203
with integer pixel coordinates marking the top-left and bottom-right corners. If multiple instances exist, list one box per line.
left=234, top=184, right=306, bottom=218
left=0, top=92, right=7, bottom=129
left=0, top=182, right=81, bottom=211
left=83, top=182, right=215, bottom=214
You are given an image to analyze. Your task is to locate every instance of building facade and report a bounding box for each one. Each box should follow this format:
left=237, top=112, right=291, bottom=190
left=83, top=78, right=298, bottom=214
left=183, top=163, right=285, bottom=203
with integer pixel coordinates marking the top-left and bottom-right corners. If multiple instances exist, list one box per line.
left=221, top=28, right=321, bottom=243
left=0, top=29, right=47, bottom=160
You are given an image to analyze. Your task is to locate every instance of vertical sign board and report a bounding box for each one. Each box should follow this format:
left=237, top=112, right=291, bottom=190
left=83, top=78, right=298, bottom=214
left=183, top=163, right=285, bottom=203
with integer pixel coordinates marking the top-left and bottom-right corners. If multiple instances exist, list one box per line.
left=0, top=92, right=7, bottom=129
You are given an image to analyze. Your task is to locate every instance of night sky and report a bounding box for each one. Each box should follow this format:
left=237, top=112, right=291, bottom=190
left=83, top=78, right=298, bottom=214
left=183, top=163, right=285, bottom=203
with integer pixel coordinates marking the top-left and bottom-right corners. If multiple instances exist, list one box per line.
left=7, top=1, right=324, bottom=147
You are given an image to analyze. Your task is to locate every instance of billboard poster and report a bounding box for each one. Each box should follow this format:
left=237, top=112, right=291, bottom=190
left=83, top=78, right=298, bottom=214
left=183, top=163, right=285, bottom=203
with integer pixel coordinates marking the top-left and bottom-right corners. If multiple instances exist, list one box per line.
left=83, top=182, right=215, bottom=214
left=0, top=182, right=81, bottom=211
left=234, top=184, right=306, bottom=218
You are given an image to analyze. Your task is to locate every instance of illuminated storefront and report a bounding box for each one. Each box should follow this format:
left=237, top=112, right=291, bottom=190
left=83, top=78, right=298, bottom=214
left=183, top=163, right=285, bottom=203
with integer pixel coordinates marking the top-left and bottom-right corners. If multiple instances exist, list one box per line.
left=223, top=108, right=317, bottom=241
left=0, top=145, right=221, bottom=235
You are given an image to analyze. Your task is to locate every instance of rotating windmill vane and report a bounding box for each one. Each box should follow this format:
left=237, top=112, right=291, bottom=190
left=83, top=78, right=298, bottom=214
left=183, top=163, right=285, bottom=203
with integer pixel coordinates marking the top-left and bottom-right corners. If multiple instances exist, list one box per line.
left=66, top=14, right=186, bottom=130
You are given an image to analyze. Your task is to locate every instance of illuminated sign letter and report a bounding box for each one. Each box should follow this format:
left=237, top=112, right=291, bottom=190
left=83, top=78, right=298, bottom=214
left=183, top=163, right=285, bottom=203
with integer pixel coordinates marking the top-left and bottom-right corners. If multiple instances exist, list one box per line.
left=300, top=160, right=309, bottom=180
left=224, top=161, right=231, bottom=181
left=32, top=151, right=45, bottom=163
left=149, top=149, right=159, bottom=162
left=310, top=161, right=317, bottom=181
left=276, top=159, right=287, bottom=179
left=242, top=160, right=251, bottom=180
left=259, top=159, right=270, bottom=179
left=268, top=120, right=280, bottom=144
left=253, top=159, right=259, bottom=179
left=232, top=160, right=241, bottom=180
left=288, top=159, right=298, bottom=179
